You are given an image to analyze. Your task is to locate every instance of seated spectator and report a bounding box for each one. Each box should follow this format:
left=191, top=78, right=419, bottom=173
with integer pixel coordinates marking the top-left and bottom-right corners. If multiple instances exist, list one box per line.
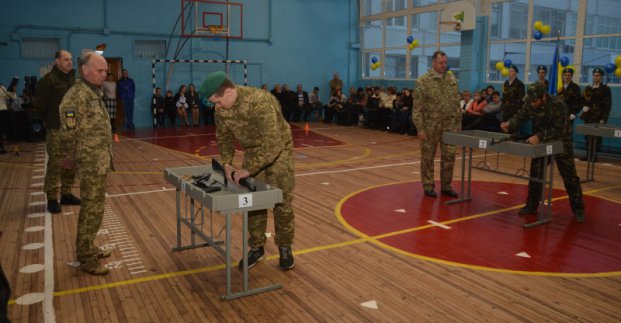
left=395, top=87, right=416, bottom=135
left=353, top=87, right=367, bottom=126
left=271, top=84, right=288, bottom=118
left=309, top=86, right=323, bottom=121
left=152, top=87, right=165, bottom=128
left=462, top=90, right=487, bottom=130
left=174, top=85, right=190, bottom=127
left=365, top=86, right=381, bottom=129
left=485, top=85, right=495, bottom=103
left=324, top=88, right=346, bottom=124
left=187, top=84, right=200, bottom=127
left=379, top=87, right=396, bottom=131
left=459, top=90, right=473, bottom=114
left=164, top=90, right=176, bottom=127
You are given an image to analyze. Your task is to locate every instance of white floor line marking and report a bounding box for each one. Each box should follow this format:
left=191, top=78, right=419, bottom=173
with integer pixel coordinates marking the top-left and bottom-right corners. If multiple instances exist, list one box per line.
left=66, top=261, right=80, bottom=268
left=19, top=264, right=45, bottom=274
left=129, top=270, right=148, bottom=275
left=125, top=261, right=143, bottom=266
left=106, top=188, right=175, bottom=198
left=29, top=201, right=46, bottom=206
left=516, top=252, right=531, bottom=258
left=427, top=220, right=451, bottom=229
left=123, top=254, right=139, bottom=258
left=15, top=293, right=45, bottom=305
left=128, top=266, right=146, bottom=271
left=22, top=243, right=45, bottom=250
left=30, top=191, right=44, bottom=196
left=28, top=212, right=46, bottom=218
left=31, top=182, right=44, bottom=187
left=44, top=194, right=56, bottom=323
left=361, top=300, right=378, bottom=309
left=119, top=247, right=136, bottom=251
left=25, top=226, right=45, bottom=232
left=394, top=209, right=406, bottom=213
left=32, top=175, right=45, bottom=179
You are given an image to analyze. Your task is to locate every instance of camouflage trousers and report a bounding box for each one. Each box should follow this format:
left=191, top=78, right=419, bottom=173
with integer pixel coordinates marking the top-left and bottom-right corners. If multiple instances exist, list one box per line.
left=420, top=127, right=457, bottom=191
left=44, top=129, right=77, bottom=200
left=75, top=173, right=107, bottom=262
left=526, top=143, right=584, bottom=214
left=247, top=151, right=295, bottom=248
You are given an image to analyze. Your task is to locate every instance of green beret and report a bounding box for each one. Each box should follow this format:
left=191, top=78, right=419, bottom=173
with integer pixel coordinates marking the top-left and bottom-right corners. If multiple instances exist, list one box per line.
left=199, top=71, right=227, bottom=99
left=536, top=65, right=547, bottom=73
left=509, top=64, right=519, bottom=73
left=593, top=68, right=604, bottom=76
left=562, top=67, right=574, bottom=75
left=524, top=83, right=546, bottom=104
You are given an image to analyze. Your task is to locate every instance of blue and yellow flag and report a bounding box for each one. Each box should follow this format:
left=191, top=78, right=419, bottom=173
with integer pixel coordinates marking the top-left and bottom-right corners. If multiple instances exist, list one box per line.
left=548, top=46, right=563, bottom=95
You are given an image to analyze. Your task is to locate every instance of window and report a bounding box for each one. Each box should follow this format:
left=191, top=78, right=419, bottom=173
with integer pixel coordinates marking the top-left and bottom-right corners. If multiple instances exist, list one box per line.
left=581, top=36, right=621, bottom=83
left=363, top=0, right=382, bottom=16
left=385, top=49, right=407, bottom=78
left=133, top=40, right=166, bottom=59
left=21, top=37, right=59, bottom=59
left=364, top=20, right=383, bottom=49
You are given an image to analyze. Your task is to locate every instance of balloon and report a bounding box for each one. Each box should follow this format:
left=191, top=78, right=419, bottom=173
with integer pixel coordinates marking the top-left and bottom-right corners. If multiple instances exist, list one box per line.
left=412, top=39, right=419, bottom=47
left=616, top=68, right=621, bottom=77
left=371, top=65, right=377, bottom=71
left=406, top=36, right=414, bottom=44
left=375, top=62, right=381, bottom=67
left=504, top=59, right=512, bottom=68
left=495, top=61, right=505, bottom=71
left=533, top=31, right=543, bottom=40
left=371, top=57, right=378, bottom=64
left=560, top=56, right=570, bottom=67
left=534, top=21, right=543, bottom=31
left=605, top=63, right=616, bottom=73
left=541, top=25, right=551, bottom=35
left=501, top=67, right=509, bottom=77
left=408, top=43, right=415, bottom=50
left=616, top=55, right=621, bottom=66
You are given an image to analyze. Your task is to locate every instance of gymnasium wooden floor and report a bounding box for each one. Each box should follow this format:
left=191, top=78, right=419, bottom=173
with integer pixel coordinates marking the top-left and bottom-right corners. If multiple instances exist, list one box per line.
left=1, top=122, right=621, bottom=322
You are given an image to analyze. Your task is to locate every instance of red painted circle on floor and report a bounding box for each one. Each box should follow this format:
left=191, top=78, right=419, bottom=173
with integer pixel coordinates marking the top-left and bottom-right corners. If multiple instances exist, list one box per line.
left=339, top=181, right=621, bottom=274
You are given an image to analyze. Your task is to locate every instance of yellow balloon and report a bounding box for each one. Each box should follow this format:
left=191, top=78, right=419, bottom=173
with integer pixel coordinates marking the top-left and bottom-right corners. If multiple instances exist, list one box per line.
left=371, top=64, right=377, bottom=71
left=501, top=67, right=509, bottom=77
left=408, top=43, right=415, bottom=50
left=412, top=39, right=419, bottom=47
left=541, top=25, right=551, bottom=35
left=495, top=61, right=505, bottom=71
left=375, top=62, right=381, bottom=67
left=616, top=68, right=621, bottom=77
left=534, top=21, right=543, bottom=31
left=615, top=55, right=621, bottom=66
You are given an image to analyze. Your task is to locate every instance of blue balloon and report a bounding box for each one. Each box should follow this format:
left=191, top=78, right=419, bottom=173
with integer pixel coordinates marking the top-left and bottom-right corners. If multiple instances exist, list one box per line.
left=605, top=63, right=617, bottom=73
left=560, top=56, right=570, bottom=67
left=504, top=59, right=512, bottom=68
left=371, top=57, right=378, bottom=64
left=533, top=30, right=543, bottom=40
left=406, top=36, right=414, bottom=44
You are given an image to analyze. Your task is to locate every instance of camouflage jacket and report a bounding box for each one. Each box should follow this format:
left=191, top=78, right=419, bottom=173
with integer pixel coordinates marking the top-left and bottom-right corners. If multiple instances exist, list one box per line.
left=582, top=83, right=611, bottom=123
left=59, top=80, right=113, bottom=175
left=215, top=86, right=293, bottom=176
left=536, top=79, right=549, bottom=90
left=35, top=65, right=76, bottom=130
left=411, top=69, right=461, bottom=131
left=500, top=78, right=525, bottom=121
left=557, top=81, right=582, bottom=116
left=506, top=95, right=571, bottom=144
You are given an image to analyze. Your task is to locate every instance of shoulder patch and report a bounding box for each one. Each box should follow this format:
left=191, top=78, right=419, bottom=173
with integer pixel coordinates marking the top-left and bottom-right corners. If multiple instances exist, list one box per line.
left=65, top=111, right=76, bottom=129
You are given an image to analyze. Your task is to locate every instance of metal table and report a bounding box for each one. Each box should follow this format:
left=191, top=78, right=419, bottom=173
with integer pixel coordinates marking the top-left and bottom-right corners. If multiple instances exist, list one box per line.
left=575, top=123, right=621, bottom=182
left=443, top=130, right=563, bottom=228
left=164, top=165, right=283, bottom=300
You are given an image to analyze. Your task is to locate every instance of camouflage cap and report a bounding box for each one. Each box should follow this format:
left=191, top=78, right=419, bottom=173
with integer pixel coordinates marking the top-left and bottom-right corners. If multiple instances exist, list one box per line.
left=508, top=64, right=519, bottom=73
left=199, top=71, right=227, bottom=99
left=593, top=67, right=605, bottom=76
left=537, top=65, right=547, bottom=73
left=524, top=83, right=546, bottom=104
left=562, top=67, right=574, bottom=75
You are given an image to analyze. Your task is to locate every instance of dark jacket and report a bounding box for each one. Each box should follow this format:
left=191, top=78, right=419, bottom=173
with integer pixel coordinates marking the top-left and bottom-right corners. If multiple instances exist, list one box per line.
left=116, top=77, right=135, bottom=100
left=34, top=65, right=76, bottom=130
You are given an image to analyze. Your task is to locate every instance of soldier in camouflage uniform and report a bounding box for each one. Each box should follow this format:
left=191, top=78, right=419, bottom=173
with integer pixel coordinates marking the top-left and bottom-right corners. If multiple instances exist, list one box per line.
left=34, top=50, right=81, bottom=214
left=500, top=65, right=525, bottom=122
left=59, top=52, right=113, bottom=275
left=199, top=71, right=296, bottom=271
left=501, top=83, right=585, bottom=223
left=412, top=50, right=461, bottom=198
left=557, top=67, right=582, bottom=127
left=580, top=68, right=612, bottom=162
left=535, top=65, right=549, bottom=90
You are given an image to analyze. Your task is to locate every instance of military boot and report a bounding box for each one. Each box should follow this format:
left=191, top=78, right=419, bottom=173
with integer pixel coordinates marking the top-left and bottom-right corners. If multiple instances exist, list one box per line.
left=96, top=249, right=112, bottom=259
left=518, top=205, right=538, bottom=215
left=47, top=200, right=61, bottom=214
left=60, top=194, right=81, bottom=205
left=238, top=246, right=265, bottom=270
left=278, top=246, right=295, bottom=271
left=80, top=259, right=109, bottom=275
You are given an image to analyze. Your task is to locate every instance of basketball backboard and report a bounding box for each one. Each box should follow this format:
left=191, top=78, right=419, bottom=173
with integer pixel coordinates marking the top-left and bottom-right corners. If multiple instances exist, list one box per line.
left=181, top=0, right=243, bottom=39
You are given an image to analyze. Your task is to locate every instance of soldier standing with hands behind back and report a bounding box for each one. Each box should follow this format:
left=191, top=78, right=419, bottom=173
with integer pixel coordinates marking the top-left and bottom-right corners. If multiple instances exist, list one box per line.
left=580, top=67, right=612, bottom=162
left=59, top=52, right=114, bottom=275
left=412, top=50, right=461, bottom=198
left=500, top=83, right=585, bottom=223
left=200, top=71, right=296, bottom=271
left=35, top=50, right=81, bottom=214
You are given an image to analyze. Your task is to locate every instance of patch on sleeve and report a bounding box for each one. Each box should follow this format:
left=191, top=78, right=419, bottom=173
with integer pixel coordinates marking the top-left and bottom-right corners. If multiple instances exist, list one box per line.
left=65, top=111, right=76, bottom=129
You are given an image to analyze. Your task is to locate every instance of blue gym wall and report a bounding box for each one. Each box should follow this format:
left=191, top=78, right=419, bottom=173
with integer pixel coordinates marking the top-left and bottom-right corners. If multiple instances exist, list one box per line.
left=0, top=0, right=360, bottom=129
